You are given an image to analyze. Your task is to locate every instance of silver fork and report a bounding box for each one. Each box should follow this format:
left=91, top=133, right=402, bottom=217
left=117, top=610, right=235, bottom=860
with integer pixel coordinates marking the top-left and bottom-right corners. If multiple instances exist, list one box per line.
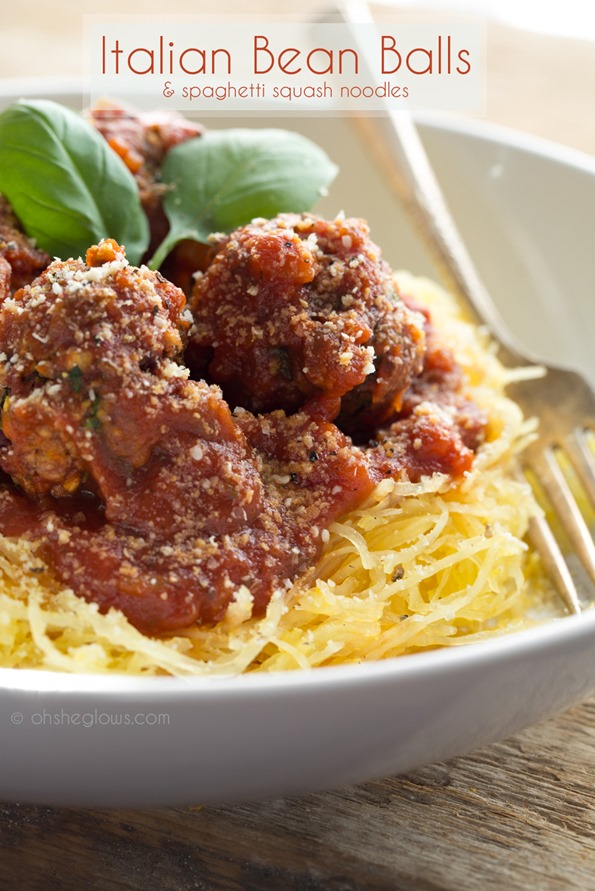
left=340, top=0, right=595, bottom=614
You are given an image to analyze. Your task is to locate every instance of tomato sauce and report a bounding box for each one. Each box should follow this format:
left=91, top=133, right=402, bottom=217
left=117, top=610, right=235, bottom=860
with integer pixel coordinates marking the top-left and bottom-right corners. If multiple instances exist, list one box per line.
left=0, top=216, right=486, bottom=634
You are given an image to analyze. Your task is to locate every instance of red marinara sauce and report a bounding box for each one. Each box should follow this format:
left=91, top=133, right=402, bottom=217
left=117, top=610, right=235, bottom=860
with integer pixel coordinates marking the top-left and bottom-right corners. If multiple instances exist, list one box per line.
left=0, top=225, right=487, bottom=635
left=0, top=240, right=375, bottom=632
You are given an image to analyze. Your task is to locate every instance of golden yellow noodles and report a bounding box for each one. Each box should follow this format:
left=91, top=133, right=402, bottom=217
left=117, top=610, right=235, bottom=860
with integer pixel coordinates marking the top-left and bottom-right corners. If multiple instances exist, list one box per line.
left=0, top=273, right=551, bottom=675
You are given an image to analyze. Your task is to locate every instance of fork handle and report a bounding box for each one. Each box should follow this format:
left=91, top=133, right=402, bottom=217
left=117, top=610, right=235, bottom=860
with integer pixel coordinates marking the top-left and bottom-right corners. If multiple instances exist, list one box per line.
left=339, top=0, right=528, bottom=366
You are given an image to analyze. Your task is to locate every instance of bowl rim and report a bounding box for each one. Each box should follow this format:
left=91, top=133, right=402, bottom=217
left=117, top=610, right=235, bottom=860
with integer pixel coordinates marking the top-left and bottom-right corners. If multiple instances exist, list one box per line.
left=3, top=74, right=595, bottom=177
left=0, top=75, right=593, bottom=697
left=1, top=609, right=595, bottom=695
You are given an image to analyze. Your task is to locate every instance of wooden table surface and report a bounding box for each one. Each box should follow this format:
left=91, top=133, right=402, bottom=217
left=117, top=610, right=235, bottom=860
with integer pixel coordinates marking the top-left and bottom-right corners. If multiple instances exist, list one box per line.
left=4, top=700, right=595, bottom=890
left=1, top=3, right=595, bottom=889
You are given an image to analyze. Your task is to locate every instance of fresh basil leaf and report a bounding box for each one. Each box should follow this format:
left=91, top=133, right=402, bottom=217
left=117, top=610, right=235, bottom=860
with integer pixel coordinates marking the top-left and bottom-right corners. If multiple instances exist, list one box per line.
left=149, top=128, right=338, bottom=269
left=0, top=100, right=149, bottom=265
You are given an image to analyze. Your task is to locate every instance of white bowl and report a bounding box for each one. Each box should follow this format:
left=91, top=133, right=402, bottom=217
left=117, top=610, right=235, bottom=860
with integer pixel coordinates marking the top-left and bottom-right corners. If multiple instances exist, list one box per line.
left=0, top=80, right=593, bottom=808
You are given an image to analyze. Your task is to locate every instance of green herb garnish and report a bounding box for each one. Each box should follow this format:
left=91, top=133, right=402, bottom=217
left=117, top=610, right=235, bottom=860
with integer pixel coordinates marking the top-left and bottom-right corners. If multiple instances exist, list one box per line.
left=148, top=128, right=338, bottom=269
left=67, top=366, right=84, bottom=394
left=0, top=100, right=149, bottom=264
left=85, top=394, right=102, bottom=431
left=0, top=102, right=338, bottom=273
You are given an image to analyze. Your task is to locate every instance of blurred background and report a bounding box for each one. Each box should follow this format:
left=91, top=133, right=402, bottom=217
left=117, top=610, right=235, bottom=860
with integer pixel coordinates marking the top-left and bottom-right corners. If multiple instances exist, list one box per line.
left=1, top=0, right=594, bottom=155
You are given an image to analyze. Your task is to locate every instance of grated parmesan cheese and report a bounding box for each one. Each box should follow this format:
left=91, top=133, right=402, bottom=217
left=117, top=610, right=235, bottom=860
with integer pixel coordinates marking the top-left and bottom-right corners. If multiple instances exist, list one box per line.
left=0, top=273, right=555, bottom=676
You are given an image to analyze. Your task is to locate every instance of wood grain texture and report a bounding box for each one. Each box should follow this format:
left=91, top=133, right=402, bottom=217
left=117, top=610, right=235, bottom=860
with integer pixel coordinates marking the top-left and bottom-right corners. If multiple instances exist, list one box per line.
left=2, top=697, right=595, bottom=891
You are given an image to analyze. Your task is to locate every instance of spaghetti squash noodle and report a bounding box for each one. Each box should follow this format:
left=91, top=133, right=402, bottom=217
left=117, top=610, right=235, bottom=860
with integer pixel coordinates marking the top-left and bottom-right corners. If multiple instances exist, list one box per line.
left=0, top=272, right=550, bottom=675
